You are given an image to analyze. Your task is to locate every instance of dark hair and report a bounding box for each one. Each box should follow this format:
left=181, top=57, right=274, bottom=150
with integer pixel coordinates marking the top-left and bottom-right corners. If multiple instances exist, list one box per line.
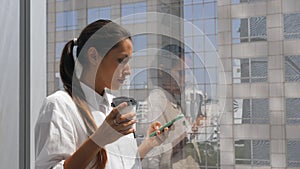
left=59, top=19, right=131, bottom=169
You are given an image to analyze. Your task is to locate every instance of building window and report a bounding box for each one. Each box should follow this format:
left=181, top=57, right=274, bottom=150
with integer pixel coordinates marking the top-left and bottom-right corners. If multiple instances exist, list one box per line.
left=232, top=16, right=267, bottom=43
left=56, top=11, right=78, bottom=31
left=235, top=140, right=270, bottom=166
left=233, top=98, right=269, bottom=124
left=132, top=35, right=147, bottom=56
left=88, top=7, right=111, bottom=24
left=130, top=68, right=148, bottom=89
left=232, top=0, right=265, bottom=4
left=233, top=57, right=268, bottom=83
left=286, top=98, right=300, bottom=124
left=285, top=55, right=300, bottom=82
left=284, top=13, right=300, bottom=40
left=121, top=2, right=146, bottom=24
left=55, top=42, right=66, bottom=61
left=287, top=140, right=300, bottom=167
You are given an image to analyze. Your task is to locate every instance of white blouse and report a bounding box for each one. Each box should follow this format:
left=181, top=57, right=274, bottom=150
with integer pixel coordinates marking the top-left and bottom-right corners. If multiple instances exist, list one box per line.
left=35, top=83, right=141, bottom=169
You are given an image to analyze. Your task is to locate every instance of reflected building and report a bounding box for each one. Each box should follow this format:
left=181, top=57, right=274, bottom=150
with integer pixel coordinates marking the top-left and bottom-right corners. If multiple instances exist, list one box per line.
left=220, top=0, right=300, bottom=168
left=46, top=0, right=300, bottom=168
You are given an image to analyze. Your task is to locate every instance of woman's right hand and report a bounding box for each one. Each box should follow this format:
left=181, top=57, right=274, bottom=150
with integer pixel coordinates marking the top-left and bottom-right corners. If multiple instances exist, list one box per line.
left=90, top=102, right=137, bottom=147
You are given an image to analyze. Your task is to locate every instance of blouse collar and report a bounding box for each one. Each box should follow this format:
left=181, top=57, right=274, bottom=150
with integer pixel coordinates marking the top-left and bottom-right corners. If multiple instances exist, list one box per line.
left=80, top=82, right=113, bottom=112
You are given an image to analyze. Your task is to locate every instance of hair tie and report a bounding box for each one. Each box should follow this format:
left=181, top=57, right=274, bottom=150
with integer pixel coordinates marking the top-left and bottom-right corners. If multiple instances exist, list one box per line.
left=73, top=38, right=78, bottom=46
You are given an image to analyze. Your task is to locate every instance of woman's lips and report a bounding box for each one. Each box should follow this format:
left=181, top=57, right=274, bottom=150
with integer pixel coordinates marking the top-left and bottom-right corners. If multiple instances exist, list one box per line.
left=118, top=79, right=125, bottom=84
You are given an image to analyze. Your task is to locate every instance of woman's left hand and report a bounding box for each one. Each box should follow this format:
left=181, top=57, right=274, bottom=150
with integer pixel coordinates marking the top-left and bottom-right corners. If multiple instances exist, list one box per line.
left=145, top=121, right=169, bottom=147
left=138, top=121, right=171, bottom=160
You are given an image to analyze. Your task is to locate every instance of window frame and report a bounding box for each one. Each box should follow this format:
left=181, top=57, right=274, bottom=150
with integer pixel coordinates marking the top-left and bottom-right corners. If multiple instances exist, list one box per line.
left=233, top=98, right=269, bottom=124
left=232, top=16, right=267, bottom=44
left=233, top=57, right=268, bottom=83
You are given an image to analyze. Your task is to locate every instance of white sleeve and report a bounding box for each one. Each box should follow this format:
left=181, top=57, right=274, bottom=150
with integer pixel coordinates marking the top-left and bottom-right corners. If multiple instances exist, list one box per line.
left=35, top=97, right=76, bottom=169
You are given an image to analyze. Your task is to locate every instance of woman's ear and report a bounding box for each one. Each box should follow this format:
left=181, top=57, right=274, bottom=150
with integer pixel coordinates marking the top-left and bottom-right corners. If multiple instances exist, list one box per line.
left=87, top=47, right=102, bottom=66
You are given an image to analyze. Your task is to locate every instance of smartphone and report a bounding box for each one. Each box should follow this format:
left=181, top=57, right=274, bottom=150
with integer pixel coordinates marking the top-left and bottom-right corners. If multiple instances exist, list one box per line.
left=149, top=114, right=184, bottom=138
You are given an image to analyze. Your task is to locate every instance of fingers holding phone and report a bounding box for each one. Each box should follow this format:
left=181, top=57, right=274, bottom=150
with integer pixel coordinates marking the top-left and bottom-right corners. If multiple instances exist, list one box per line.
left=146, top=121, right=170, bottom=147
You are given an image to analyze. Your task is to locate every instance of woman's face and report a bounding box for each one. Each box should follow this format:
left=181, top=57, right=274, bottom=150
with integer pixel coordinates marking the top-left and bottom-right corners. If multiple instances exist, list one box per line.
left=96, top=38, right=133, bottom=91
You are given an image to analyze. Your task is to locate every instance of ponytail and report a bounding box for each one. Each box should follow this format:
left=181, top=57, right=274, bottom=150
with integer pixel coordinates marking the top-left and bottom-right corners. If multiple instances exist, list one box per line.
left=60, top=39, right=107, bottom=169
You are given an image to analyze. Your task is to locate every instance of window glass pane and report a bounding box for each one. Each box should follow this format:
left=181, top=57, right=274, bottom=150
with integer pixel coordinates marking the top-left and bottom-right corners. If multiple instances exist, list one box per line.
left=250, top=16, right=267, bottom=41
left=284, top=13, right=300, bottom=39
left=193, top=53, right=204, bottom=68
left=88, top=7, right=111, bottom=24
left=132, top=35, right=147, bottom=56
left=252, top=99, right=269, bottom=123
left=121, top=2, right=146, bottom=24
left=194, top=20, right=204, bottom=31
left=198, top=142, right=220, bottom=167
left=241, top=99, right=251, bottom=123
left=286, top=98, right=300, bottom=124
left=232, top=0, right=265, bottom=3
left=205, top=67, right=217, bottom=84
left=249, top=0, right=265, bottom=2
left=204, top=19, right=215, bottom=35
left=207, top=34, right=217, bottom=48
left=234, top=99, right=251, bottom=124
left=193, top=36, right=204, bottom=52
left=233, top=59, right=242, bottom=83
left=56, top=11, right=78, bottom=31
left=193, top=4, right=203, bottom=19
left=287, top=140, right=300, bottom=167
left=235, top=140, right=252, bottom=164
left=203, top=2, right=216, bottom=18
left=234, top=99, right=268, bottom=124
left=184, top=5, right=193, bottom=20
left=285, top=55, right=300, bottom=82
left=55, top=42, right=65, bottom=61
left=235, top=140, right=270, bottom=166
left=240, top=59, right=250, bottom=83
left=130, top=68, right=148, bottom=89
left=233, top=58, right=267, bottom=83
left=251, top=57, right=268, bottom=82
left=56, top=12, right=64, bottom=30
left=232, top=18, right=248, bottom=43
left=252, top=140, right=270, bottom=166
left=194, top=68, right=205, bottom=84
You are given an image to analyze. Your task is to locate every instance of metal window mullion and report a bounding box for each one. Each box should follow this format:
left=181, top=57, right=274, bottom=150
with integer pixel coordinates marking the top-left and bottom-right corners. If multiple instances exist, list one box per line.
left=250, top=140, right=254, bottom=165
left=19, top=0, right=30, bottom=169
left=249, top=58, right=252, bottom=83
left=250, top=98, right=253, bottom=124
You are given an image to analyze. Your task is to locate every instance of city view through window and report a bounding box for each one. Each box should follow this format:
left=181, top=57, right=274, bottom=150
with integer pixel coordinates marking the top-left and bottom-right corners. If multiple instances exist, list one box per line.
left=1, top=0, right=300, bottom=168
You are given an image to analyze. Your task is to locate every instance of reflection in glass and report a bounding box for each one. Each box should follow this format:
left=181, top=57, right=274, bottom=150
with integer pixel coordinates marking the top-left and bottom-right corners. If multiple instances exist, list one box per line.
left=121, top=2, right=146, bottom=24
left=88, top=7, right=111, bottom=24
left=56, top=11, right=78, bottom=31
left=234, top=99, right=269, bottom=124
left=233, top=58, right=268, bottom=83
left=129, top=68, right=148, bottom=89
left=250, top=16, right=267, bottom=42
left=285, top=55, right=300, bottom=82
left=284, top=13, right=300, bottom=40
left=286, top=98, right=300, bottom=124
left=232, top=17, right=266, bottom=43
left=55, top=42, right=66, bottom=61
left=132, top=35, right=147, bottom=56
left=232, top=0, right=265, bottom=4
left=235, top=140, right=270, bottom=166
left=287, top=140, right=300, bottom=167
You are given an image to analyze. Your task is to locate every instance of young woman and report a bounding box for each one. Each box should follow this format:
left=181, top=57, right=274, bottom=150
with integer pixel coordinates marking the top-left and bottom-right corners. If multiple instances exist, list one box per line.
left=35, top=20, right=168, bottom=169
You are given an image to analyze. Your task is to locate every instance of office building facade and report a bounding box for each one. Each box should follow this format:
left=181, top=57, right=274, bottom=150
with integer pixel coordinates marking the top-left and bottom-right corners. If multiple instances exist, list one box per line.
left=46, top=0, right=300, bottom=168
